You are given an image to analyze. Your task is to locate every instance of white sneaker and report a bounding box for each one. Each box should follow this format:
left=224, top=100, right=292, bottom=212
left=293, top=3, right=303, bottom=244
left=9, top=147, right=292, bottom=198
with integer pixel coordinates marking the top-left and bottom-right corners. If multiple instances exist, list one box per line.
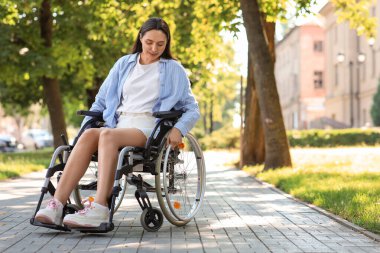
left=35, top=198, right=64, bottom=225
left=63, top=202, right=109, bottom=228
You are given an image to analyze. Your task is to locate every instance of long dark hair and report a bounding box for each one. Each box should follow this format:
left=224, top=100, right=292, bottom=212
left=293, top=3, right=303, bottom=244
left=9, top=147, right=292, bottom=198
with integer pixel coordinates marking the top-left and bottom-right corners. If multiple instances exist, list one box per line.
left=131, top=17, right=174, bottom=59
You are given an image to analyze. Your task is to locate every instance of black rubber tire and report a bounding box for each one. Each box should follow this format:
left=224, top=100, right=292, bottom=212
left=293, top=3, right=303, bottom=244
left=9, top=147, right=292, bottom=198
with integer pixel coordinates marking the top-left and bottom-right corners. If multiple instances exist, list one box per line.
left=140, top=207, right=164, bottom=232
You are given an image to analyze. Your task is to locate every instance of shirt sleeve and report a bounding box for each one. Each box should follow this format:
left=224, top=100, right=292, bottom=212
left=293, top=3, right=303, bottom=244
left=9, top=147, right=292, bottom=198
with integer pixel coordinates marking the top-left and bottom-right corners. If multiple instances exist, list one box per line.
left=80, top=57, right=122, bottom=127
left=172, top=65, right=200, bottom=136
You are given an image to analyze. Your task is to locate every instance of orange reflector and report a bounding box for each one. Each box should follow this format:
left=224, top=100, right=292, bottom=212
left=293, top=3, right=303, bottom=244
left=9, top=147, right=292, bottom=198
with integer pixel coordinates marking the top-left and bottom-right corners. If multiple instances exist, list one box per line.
left=178, top=143, right=185, bottom=149
left=88, top=196, right=94, bottom=203
left=173, top=201, right=181, bottom=209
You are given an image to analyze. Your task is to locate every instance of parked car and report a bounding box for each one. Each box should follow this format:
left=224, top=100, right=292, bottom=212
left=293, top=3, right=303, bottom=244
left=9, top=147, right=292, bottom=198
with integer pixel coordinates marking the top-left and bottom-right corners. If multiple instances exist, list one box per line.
left=22, top=129, right=54, bottom=150
left=0, top=134, right=18, bottom=152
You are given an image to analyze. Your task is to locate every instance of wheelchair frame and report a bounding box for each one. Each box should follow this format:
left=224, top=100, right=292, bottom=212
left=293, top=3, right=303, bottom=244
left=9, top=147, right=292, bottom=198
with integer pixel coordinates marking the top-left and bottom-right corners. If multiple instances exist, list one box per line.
left=30, top=110, right=206, bottom=233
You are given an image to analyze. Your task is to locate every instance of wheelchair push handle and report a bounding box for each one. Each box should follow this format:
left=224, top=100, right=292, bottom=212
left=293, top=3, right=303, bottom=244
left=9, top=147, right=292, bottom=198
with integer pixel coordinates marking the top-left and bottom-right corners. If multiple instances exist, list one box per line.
left=77, top=110, right=103, bottom=119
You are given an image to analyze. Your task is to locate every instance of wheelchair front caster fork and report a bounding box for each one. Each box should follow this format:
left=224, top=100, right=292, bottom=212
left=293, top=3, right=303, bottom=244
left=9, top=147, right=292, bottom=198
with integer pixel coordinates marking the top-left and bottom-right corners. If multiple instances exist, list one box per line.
left=135, top=189, right=153, bottom=211
left=134, top=175, right=164, bottom=231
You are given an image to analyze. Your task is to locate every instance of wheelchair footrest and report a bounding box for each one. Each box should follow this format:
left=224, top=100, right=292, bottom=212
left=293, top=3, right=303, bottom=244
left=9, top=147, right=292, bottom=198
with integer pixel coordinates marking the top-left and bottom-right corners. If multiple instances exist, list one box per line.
left=78, top=181, right=97, bottom=190
left=71, top=222, right=114, bottom=233
left=30, top=218, right=71, bottom=232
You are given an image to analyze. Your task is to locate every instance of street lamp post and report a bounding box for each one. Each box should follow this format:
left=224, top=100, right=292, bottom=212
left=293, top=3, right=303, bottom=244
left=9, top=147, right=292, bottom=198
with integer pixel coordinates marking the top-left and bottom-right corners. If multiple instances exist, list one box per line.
left=337, top=52, right=366, bottom=127
left=349, top=61, right=354, bottom=127
left=356, top=52, right=366, bottom=126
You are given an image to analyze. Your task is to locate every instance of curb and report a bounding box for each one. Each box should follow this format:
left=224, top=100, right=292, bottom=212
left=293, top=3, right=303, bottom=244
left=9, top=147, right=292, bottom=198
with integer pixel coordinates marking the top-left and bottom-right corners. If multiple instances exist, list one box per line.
left=251, top=176, right=380, bottom=242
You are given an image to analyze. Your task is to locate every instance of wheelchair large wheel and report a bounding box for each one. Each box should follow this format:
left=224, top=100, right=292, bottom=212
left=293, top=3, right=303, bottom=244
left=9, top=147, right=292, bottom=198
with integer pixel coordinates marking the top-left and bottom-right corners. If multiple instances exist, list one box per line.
left=155, top=133, right=206, bottom=226
left=72, top=161, right=127, bottom=213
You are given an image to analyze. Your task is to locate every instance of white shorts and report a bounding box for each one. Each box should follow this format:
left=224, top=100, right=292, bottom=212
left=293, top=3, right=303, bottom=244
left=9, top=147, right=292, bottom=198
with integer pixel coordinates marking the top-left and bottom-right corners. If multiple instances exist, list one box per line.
left=116, top=112, right=156, bottom=139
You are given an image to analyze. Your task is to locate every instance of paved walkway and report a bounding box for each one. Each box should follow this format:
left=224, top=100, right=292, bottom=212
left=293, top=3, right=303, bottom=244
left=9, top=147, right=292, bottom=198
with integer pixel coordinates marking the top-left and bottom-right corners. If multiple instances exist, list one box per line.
left=0, top=151, right=379, bottom=253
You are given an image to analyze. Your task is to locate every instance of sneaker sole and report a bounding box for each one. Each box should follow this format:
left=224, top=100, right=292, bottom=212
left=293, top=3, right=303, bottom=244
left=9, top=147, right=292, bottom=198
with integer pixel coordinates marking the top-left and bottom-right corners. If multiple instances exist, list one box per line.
left=35, top=214, right=59, bottom=225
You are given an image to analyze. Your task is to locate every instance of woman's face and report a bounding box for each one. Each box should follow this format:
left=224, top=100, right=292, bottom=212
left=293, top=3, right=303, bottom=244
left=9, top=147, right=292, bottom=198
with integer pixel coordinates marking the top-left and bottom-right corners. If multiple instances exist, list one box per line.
left=140, top=29, right=167, bottom=64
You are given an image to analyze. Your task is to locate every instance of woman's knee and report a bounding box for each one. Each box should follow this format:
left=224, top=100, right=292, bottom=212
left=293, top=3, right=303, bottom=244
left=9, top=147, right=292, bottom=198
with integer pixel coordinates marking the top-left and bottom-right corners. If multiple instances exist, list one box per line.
left=99, top=129, right=115, bottom=144
left=77, top=128, right=100, bottom=145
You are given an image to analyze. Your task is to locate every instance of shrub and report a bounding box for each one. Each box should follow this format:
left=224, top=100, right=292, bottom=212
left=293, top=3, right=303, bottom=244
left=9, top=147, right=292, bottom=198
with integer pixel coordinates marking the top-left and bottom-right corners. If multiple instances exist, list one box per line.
left=197, top=127, right=380, bottom=150
left=288, top=128, right=380, bottom=147
left=370, top=79, right=380, bottom=126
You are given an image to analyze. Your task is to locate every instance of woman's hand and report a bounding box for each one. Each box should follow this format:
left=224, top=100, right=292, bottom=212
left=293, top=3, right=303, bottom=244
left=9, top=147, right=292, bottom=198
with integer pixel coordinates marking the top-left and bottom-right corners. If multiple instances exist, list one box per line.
left=167, top=127, right=182, bottom=148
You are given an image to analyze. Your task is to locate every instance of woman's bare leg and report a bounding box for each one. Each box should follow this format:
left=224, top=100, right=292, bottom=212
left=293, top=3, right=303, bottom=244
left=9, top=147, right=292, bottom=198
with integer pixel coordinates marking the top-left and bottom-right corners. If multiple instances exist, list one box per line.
left=54, top=128, right=103, bottom=204
left=95, top=128, right=147, bottom=206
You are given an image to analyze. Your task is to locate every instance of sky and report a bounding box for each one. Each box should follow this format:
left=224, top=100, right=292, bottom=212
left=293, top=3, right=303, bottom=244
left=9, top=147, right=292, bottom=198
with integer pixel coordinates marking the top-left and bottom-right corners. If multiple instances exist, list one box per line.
left=223, top=0, right=329, bottom=77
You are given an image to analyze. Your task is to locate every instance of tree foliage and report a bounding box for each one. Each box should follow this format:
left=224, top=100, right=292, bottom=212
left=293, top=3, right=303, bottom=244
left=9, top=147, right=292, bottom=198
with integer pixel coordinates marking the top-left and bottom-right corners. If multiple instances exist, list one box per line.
left=331, top=0, right=377, bottom=39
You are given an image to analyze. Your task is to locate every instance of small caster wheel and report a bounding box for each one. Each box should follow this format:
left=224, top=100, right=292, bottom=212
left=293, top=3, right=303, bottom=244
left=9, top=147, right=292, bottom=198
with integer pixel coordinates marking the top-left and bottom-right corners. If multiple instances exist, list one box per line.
left=64, top=204, right=80, bottom=215
left=140, top=207, right=163, bottom=232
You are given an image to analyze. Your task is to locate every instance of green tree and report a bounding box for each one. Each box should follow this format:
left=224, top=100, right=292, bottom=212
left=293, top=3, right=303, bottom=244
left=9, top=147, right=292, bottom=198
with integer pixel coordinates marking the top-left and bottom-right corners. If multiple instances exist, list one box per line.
left=370, top=80, right=380, bottom=126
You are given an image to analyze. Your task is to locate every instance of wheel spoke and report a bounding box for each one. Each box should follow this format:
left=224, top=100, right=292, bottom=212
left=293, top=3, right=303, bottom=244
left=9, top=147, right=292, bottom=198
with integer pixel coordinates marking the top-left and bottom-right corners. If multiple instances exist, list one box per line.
left=156, top=133, right=205, bottom=226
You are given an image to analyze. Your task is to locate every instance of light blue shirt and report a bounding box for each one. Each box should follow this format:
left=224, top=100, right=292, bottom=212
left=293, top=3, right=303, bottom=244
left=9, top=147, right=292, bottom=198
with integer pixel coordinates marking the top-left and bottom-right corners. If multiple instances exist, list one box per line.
left=82, top=53, right=200, bottom=136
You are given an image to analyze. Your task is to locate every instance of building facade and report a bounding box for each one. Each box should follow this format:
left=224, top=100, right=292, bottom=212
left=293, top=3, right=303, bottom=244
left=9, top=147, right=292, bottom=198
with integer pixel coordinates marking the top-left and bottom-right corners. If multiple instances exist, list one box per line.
left=320, top=1, right=379, bottom=128
left=276, top=1, right=379, bottom=130
left=275, top=24, right=326, bottom=129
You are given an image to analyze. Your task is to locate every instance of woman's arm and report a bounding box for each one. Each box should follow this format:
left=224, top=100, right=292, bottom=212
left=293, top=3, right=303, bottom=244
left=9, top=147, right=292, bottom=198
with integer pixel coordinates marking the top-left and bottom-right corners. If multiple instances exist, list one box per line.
left=172, top=65, right=201, bottom=136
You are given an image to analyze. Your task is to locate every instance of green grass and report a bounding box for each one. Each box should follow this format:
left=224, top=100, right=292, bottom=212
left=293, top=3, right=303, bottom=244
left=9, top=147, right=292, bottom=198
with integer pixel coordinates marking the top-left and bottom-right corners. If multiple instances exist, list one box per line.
left=244, top=148, right=380, bottom=234
left=0, top=149, right=53, bottom=180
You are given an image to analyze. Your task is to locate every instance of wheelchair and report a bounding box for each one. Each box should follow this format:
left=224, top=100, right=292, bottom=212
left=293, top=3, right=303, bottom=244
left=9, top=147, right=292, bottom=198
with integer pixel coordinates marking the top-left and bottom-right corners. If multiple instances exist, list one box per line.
left=30, top=110, right=206, bottom=233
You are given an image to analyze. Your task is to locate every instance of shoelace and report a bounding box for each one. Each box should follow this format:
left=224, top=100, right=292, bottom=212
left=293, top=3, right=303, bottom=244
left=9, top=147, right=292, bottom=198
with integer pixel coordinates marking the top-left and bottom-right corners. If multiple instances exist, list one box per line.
left=78, top=196, right=94, bottom=214
left=47, top=199, right=59, bottom=209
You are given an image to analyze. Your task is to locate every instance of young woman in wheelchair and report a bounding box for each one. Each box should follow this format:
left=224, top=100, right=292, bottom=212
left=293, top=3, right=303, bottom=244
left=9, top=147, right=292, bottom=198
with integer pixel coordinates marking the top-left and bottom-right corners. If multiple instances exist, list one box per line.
left=34, top=17, right=200, bottom=229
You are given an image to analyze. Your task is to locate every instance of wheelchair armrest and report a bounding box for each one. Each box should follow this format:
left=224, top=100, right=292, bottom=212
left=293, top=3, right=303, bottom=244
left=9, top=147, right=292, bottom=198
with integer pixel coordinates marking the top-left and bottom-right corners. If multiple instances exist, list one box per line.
left=153, top=110, right=183, bottom=119
left=77, top=110, right=103, bottom=119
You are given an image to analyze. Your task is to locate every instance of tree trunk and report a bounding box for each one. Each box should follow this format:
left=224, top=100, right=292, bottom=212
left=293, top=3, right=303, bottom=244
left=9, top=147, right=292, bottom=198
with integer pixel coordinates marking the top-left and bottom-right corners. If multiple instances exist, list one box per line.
left=202, top=102, right=208, bottom=134
left=40, top=0, right=67, bottom=148
left=240, top=52, right=265, bottom=167
left=86, top=77, right=103, bottom=109
left=209, top=98, right=214, bottom=133
left=240, top=14, right=276, bottom=168
left=240, top=0, right=292, bottom=170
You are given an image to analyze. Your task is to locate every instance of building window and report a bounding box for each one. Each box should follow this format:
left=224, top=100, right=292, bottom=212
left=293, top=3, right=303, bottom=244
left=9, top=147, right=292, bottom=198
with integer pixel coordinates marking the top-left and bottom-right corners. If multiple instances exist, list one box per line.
left=314, top=71, right=323, bottom=89
left=314, top=41, right=323, bottom=52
